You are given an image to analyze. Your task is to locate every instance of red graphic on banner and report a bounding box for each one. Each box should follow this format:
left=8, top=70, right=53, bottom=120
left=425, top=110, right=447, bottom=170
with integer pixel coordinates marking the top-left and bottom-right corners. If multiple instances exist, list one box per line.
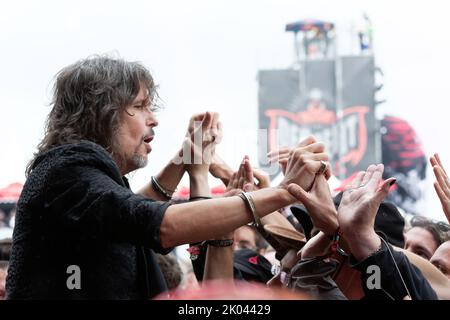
left=265, top=105, right=369, bottom=174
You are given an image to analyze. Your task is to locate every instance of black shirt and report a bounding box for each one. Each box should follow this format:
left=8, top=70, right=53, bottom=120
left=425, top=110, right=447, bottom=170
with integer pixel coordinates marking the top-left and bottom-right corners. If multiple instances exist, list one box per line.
left=6, top=141, right=172, bottom=299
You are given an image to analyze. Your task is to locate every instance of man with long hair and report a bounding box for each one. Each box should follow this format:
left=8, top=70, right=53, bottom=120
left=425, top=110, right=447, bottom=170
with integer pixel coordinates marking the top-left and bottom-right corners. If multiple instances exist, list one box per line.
left=6, top=55, right=329, bottom=299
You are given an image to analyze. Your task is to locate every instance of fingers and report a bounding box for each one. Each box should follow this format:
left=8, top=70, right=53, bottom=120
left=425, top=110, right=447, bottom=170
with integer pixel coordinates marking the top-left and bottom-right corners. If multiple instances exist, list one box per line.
left=303, top=152, right=330, bottom=163
left=267, top=147, right=291, bottom=157
left=430, top=155, right=439, bottom=168
left=267, top=147, right=291, bottom=163
left=243, top=183, right=253, bottom=192
left=210, top=112, right=219, bottom=131
left=210, top=112, right=220, bottom=142
left=194, top=111, right=222, bottom=145
left=433, top=166, right=450, bottom=200
left=360, top=164, right=378, bottom=187
left=299, top=142, right=326, bottom=154
left=229, top=172, right=238, bottom=190
left=303, top=159, right=331, bottom=176
left=214, top=121, right=223, bottom=144
left=237, top=170, right=245, bottom=189
left=434, top=181, right=448, bottom=204
left=278, top=158, right=288, bottom=169
left=435, top=153, right=447, bottom=175
left=191, top=113, right=205, bottom=122
left=297, top=136, right=317, bottom=148
left=346, top=171, right=365, bottom=191
left=270, top=143, right=325, bottom=161
left=313, top=174, right=330, bottom=192
left=433, top=165, right=450, bottom=192
left=243, top=156, right=254, bottom=185
left=374, top=177, right=396, bottom=204
left=366, top=164, right=384, bottom=190
left=287, top=183, right=310, bottom=204
left=201, top=111, right=213, bottom=132
left=253, top=168, right=270, bottom=189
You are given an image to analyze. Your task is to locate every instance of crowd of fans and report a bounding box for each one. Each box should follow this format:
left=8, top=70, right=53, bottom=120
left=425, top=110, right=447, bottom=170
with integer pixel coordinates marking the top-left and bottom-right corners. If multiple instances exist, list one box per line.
left=0, top=56, right=449, bottom=300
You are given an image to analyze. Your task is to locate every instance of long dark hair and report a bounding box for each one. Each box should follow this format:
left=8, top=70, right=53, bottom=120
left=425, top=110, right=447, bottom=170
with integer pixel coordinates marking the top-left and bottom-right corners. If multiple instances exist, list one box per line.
left=26, top=55, right=157, bottom=176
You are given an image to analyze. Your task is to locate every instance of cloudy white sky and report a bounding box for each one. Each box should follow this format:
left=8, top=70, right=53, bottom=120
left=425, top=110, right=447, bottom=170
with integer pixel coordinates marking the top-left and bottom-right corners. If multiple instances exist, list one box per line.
left=1, top=0, right=450, bottom=220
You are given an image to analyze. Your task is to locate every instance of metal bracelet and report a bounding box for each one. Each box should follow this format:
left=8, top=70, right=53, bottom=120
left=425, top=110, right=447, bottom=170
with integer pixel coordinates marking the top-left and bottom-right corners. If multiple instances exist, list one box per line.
left=151, top=176, right=173, bottom=199
left=239, top=192, right=261, bottom=228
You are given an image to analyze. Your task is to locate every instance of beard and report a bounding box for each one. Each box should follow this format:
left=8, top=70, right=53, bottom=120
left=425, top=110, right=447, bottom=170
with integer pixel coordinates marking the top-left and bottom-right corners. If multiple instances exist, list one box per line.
left=130, top=139, right=149, bottom=169
left=112, top=136, right=149, bottom=175
left=131, top=152, right=148, bottom=169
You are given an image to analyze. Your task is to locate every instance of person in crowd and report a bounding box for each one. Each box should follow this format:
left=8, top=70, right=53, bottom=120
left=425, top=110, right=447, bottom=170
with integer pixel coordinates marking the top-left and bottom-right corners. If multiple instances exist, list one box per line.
left=430, top=241, right=450, bottom=279
left=190, top=156, right=291, bottom=285
left=404, top=216, right=448, bottom=260
left=0, top=261, right=8, bottom=300
left=156, top=254, right=183, bottom=291
left=0, top=239, right=11, bottom=261
left=288, top=164, right=438, bottom=300
left=6, top=55, right=329, bottom=299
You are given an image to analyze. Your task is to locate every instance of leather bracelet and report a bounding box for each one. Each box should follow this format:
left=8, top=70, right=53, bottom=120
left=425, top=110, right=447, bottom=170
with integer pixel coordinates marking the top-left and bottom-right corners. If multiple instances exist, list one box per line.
left=206, top=239, right=234, bottom=247
left=151, top=176, right=174, bottom=199
left=328, top=227, right=349, bottom=257
left=238, top=192, right=261, bottom=228
left=189, top=196, right=212, bottom=201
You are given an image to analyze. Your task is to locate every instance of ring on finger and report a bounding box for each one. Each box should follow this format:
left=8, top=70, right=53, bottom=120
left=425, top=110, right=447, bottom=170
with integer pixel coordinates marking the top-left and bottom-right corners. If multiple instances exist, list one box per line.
left=317, top=160, right=327, bottom=175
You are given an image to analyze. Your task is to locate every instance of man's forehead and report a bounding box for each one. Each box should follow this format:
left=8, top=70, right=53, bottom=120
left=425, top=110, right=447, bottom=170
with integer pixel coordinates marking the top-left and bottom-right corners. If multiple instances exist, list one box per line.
left=133, top=87, right=150, bottom=102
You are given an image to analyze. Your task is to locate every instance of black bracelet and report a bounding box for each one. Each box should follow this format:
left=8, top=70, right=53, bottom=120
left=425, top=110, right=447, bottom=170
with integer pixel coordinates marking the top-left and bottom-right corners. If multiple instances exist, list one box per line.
left=206, top=239, right=234, bottom=247
left=189, top=196, right=212, bottom=201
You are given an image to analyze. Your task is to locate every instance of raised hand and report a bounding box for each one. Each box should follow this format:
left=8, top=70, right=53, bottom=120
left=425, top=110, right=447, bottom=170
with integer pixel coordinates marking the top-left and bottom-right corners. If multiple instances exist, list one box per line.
left=430, top=153, right=450, bottom=223
left=267, top=147, right=290, bottom=175
left=279, top=136, right=330, bottom=192
left=337, top=164, right=396, bottom=260
left=183, top=112, right=221, bottom=176
left=186, top=111, right=222, bottom=143
left=223, top=156, right=254, bottom=197
left=268, top=145, right=331, bottom=180
left=287, top=174, right=338, bottom=236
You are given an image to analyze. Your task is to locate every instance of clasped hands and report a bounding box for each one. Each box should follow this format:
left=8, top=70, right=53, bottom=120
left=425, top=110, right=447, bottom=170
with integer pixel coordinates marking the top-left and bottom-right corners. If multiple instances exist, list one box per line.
left=174, top=111, right=222, bottom=177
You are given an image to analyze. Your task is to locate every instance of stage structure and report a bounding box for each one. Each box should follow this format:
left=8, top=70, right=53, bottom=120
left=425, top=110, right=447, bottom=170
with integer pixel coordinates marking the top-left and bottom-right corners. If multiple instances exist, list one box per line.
left=258, top=19, right=381, bottom=181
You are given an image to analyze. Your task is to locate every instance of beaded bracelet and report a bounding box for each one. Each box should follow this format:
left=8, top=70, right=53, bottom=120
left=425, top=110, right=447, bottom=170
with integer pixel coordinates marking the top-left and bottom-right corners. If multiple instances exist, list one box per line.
left=206, top=239, right=234, bottom=247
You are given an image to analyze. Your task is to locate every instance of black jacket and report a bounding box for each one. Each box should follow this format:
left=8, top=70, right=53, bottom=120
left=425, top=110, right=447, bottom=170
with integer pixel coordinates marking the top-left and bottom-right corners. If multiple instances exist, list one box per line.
left=351, top=240, right=438, bottom=300
left=6, top=141, right=172, bottom=299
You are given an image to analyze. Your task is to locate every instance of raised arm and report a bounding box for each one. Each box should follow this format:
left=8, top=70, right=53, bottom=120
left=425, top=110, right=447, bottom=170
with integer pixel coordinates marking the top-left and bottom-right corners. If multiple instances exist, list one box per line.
left=430, top=153, right=450, bottom=223
left=203, top=157, right=253, bottom=281
left=138, top=111, right=221, bottom=201
left=160, top=136, right=329, bottom=248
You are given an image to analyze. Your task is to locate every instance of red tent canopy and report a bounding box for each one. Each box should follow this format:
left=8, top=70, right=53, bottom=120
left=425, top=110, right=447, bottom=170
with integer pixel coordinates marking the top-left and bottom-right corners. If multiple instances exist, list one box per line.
left=173, top=184, right=226, bottom=199
left=0, top=182, right=23, bottom=202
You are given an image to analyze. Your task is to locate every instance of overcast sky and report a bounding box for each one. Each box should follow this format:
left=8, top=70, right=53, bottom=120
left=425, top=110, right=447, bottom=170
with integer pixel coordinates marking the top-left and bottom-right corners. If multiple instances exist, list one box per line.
left=1, top=0, right=450, bottom=221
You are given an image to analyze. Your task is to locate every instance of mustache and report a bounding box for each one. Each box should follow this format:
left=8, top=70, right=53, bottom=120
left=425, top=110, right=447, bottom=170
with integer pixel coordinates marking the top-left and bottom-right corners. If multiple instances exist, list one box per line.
left=142, top=128, right=155, bottom=141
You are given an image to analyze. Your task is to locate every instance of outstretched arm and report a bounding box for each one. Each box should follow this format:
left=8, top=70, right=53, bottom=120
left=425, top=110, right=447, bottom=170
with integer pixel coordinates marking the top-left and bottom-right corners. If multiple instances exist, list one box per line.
left=160, top=136, right=330, bottom=248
